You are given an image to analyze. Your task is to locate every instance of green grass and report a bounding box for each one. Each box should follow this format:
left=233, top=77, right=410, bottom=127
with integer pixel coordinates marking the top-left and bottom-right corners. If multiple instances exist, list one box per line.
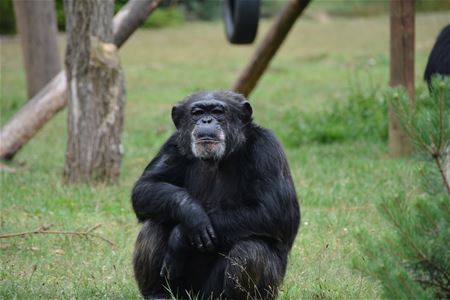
left=1, top=12, right=448, bottom=299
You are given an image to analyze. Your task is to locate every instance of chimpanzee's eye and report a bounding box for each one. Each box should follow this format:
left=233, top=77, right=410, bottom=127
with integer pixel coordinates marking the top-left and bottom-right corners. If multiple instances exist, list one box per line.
left=211, top=108, right=224, bottom=115
left=192, top=109, right=204, bottom=116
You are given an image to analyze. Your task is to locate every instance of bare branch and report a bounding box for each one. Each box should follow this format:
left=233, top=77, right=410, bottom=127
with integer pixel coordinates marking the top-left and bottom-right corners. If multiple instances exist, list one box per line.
left=0, top=223, right=115, bottom=247
left=432, top=153, right=450, bottom=196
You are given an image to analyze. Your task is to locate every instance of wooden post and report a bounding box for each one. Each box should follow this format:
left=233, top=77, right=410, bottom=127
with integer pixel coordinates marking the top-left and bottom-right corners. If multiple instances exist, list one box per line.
left=232, top=0, right=311, bottom=97
left=389, top=0, right=415, bottom=156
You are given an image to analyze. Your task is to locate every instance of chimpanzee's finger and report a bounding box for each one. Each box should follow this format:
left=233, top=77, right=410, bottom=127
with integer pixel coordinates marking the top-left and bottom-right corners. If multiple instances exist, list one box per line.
left=194, top=234, right=204, bottom=251
left=186, top=235, right=195, bottom=248
left=189, top=237, right=195, bottom=247
left=206, top=225, right=217, bottom=244
left=201, top=228, right=215, bottom=252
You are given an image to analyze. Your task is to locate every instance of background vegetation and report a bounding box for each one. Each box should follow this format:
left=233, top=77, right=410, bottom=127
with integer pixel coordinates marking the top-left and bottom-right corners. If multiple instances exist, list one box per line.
left=1, top=0, right=449, bottom=33
left=354, top=78, right=450, bottom=299
left=0, top=3, right=449, bottom=299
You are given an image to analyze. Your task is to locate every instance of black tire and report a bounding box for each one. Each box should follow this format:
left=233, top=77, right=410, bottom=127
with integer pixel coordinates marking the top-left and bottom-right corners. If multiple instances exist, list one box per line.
left=224, top=0, right=260, bottom=44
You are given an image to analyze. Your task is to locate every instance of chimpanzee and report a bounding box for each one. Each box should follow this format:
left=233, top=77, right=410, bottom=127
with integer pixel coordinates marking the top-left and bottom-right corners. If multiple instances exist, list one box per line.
left=424, top=24, right=450, bottom=89
left=131, top=91, right=300, bottom=299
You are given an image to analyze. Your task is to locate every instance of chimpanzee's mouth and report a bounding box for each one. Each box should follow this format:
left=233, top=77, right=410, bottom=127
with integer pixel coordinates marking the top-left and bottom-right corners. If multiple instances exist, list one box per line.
left=195, top=138, right=221, bottom=143
left=190, top=130, right=226, bottom=160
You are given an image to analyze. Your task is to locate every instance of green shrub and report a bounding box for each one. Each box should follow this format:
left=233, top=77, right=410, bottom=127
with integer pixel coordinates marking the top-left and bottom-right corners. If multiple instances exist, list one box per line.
left=416, top=0, right=450, bottom=12
left=354, top=77, right=450, bottom=299
left=314, top=0, right=449, bottom=17
left=260, top=0, right=284, bottom=18
left=183, top=0, right=220, bottom=20
left=0, top=0, right=16, bottom=34
left=142, top=7, right=184, bottom=28
left=55, top=0, right=65, bottom=31
left=278, top=85, right=388, bottom=147
left=11, top=0, right=184, bottom=33
left=181, top=0, right=284, bottom=21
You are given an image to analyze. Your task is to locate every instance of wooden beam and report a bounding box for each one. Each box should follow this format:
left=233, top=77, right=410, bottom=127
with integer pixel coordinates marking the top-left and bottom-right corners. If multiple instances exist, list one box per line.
left=233, top=0, right=311, bottom=97
left=389, top=0, right=415, bottom=156
left=113, top=0, right=163, bottom=48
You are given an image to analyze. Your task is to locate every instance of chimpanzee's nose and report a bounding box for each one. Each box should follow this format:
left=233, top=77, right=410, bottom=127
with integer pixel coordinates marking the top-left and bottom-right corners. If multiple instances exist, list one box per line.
left=201, top=116, right=213, bottom=124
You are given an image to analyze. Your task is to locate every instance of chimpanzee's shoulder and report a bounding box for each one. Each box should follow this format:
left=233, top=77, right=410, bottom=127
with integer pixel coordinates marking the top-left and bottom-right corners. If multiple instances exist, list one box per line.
left=245, top=125, right=288, bottom=170
left=152, top=132, right=184, bottom=161
left=247, top=125, right=283, bottom=150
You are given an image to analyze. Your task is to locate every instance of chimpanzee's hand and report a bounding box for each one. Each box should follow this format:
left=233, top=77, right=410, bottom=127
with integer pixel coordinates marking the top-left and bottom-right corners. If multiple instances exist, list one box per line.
left=181, top=205, right=217, bottom=252
left=160, top=225, right=189, bottom=279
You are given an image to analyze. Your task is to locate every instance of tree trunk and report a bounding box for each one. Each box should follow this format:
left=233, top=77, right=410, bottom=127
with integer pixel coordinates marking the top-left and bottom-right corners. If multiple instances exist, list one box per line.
left=389, top=0, right=415, bottom=156
left=63, top=0, right=125, bottom=183
left=233, top=0, right=311, bottom=97
left=13, top=0, right=61, bottom=99
left=0, top=0, right=160, bottom=161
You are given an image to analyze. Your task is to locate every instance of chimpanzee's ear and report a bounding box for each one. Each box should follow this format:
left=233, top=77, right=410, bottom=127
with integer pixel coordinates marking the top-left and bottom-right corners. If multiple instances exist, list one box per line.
left=242, top=101, right=253, bottom=123
left=171, top=105, right=182, bottom=129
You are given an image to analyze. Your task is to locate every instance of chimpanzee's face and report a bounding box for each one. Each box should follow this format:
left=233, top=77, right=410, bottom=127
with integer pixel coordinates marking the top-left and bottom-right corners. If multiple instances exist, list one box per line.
left=171, top=91, right=253, bottom=161
left=189, top=100, right=227, bottom=160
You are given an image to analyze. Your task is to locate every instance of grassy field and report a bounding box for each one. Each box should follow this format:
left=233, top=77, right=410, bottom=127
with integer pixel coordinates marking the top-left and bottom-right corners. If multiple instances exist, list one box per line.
left=1, top=11, right=449, bottom=299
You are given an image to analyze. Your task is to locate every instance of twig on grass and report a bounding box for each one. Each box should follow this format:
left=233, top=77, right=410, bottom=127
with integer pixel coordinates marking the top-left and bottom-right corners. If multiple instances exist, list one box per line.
left=0, top=223, right=115, bottom=247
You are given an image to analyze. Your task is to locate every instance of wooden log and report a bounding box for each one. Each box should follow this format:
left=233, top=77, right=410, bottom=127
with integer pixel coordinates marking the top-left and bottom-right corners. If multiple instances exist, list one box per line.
left=0, top=0, right=161, bottom=160
left=0, top=72, right=66, bottom=160
left=232, top=0, right=311, bottom=97
left=389, top=0, right=415, bottom=157
left=113, top=0, right=163, bottom=48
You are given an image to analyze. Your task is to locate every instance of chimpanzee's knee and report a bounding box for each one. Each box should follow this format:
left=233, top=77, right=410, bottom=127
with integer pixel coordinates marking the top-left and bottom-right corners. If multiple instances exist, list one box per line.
left=133, top=220, right=171, bottom=299
left=223, top=239, right=287, bottom=300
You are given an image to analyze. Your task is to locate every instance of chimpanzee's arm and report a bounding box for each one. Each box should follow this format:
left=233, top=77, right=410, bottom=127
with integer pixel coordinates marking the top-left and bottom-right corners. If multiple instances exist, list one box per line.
left=132, top=135, right=190, bottom=222
left=210, top=131, right=300, bottom=249
left=132, top=135, right=217, bottom=250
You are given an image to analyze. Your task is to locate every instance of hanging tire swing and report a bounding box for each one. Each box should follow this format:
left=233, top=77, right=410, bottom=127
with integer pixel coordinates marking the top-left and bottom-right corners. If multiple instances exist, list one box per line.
left=224, top=0, right=260, bottom=44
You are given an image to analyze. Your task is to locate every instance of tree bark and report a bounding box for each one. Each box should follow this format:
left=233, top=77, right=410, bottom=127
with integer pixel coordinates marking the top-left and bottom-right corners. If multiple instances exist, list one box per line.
left=63, top=0, right=125, bottom=183
left=13, top=0, right=61, bottom=99
left=0, top=0, right=160, bottom=161
left=232, top=0, right=311, bottom=97
left=389, top=0, right=415, bottom=156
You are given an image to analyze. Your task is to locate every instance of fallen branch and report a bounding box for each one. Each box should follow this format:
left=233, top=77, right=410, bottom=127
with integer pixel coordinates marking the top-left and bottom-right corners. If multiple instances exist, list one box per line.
left=0, top=223, right=115, bottom=247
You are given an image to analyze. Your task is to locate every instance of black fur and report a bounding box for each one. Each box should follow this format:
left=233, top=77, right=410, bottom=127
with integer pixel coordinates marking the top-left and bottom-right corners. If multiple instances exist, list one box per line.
left=132, top=91, right=300, bottom=299
left=424, top=24, right=450, bottom=89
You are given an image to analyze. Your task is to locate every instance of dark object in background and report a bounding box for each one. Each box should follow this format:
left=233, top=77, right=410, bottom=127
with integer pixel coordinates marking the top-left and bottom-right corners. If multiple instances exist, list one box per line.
left=0, top=0, right=16, bottom=34
left=224, top=0, right=260, bottom=44
left=424, top=24, right=450, bottom=89
left=131, top=91, right=300, bottom=299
